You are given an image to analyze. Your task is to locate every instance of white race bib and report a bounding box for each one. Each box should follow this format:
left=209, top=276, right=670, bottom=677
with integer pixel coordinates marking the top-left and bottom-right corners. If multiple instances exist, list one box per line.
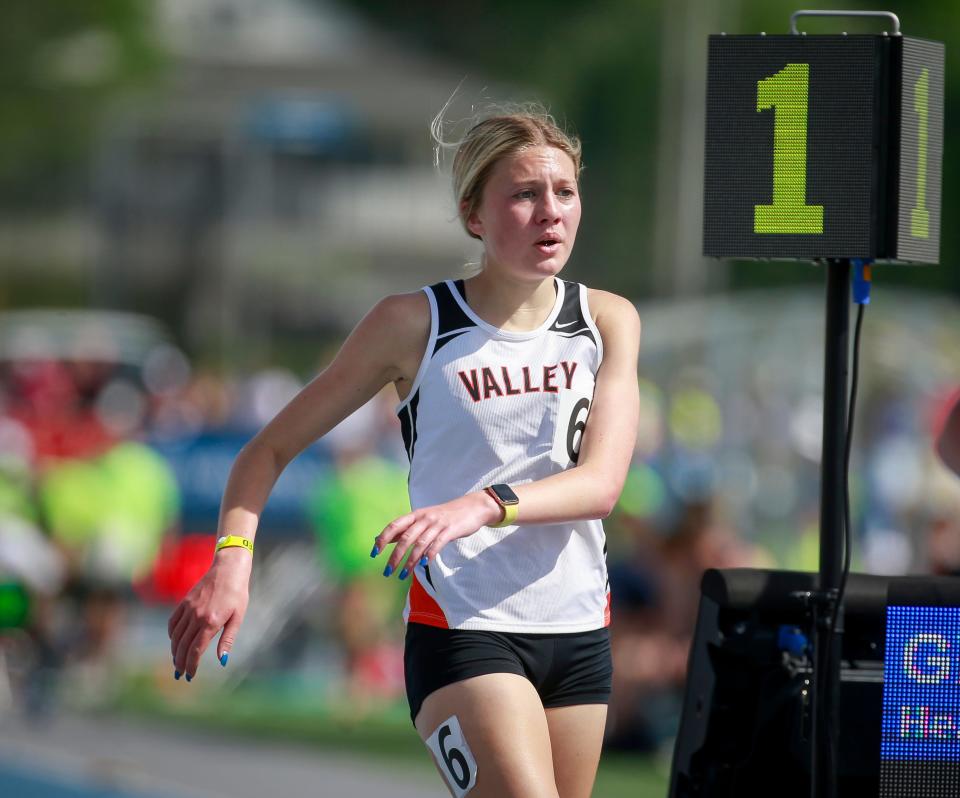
left=426, top=714, right=477, bottom=797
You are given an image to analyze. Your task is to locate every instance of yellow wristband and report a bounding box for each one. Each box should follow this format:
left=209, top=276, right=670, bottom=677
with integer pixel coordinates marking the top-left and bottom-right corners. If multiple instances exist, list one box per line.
left=215, top=535, right=254, bottom=555
left=490, top=502, right=519, bottom=528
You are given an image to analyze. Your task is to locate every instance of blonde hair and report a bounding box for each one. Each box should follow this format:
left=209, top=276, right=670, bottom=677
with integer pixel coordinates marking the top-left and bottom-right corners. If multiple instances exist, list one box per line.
left=432, top=100, right=583, bottom=241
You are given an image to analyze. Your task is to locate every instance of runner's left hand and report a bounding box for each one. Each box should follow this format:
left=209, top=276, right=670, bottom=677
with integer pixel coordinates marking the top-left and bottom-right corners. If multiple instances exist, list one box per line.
left=372, top=491, right=503, bottom=579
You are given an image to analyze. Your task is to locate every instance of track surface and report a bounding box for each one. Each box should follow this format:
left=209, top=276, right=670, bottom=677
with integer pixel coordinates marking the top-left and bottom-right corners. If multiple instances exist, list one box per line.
left=0, top=711, right=445, bottom=798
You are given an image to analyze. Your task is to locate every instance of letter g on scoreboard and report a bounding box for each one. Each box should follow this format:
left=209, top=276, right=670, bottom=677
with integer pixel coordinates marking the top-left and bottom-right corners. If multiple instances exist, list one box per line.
left=903, top=633, right=952, bottom=685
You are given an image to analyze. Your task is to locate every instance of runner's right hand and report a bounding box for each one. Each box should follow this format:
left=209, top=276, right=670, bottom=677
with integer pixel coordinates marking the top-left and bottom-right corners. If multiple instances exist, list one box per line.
left=168, top=546, right=252, bottom=681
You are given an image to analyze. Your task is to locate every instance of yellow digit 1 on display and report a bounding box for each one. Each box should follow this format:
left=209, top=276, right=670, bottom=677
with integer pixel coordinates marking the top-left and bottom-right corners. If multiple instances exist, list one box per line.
left=754, top=63, right=824, bottom=234
left=911, top=68, right=930, bottom=238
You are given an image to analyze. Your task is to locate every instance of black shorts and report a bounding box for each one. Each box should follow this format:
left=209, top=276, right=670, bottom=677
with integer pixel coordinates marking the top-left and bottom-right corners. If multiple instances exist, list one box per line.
left=404, top=621, right=613, bottom=726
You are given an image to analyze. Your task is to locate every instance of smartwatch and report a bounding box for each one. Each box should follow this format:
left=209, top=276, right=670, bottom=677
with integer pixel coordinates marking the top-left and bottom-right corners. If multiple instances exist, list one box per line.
left=485, top=483, right=519, bottom=528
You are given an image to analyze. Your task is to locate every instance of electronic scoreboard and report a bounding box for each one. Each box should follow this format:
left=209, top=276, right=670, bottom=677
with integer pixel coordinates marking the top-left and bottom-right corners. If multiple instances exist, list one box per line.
left=703, top=34, right=943, bottom=263
left=684, top=15, right=951, bottom=798
left=881, top=605, right=960, bottom=796
left=670, top=571, right=960, bottom=797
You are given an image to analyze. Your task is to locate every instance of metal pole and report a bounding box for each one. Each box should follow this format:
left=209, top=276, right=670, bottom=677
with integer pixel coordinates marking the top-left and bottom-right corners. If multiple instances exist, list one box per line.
left=812, top=258, right=849, bottom=798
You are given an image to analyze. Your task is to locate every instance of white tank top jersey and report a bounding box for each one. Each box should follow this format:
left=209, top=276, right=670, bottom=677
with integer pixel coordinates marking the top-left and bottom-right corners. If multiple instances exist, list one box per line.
left=397, top=277, right=611, bottom=633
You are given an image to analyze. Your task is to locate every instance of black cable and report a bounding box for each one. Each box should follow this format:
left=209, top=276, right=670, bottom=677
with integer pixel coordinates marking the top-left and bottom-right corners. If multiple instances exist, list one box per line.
left=809, top=266, right=867, bottom=798
left=829, top=301, right=865, bottom=655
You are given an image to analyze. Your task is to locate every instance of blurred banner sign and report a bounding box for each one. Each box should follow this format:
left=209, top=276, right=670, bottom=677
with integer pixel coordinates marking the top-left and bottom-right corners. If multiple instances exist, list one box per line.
left=703, top=34, right=944, bottom=263
left=152, top=429, right=330, bottom=536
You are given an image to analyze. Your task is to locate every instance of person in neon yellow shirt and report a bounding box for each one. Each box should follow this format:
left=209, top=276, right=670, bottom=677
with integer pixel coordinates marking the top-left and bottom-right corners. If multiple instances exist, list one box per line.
left=38, top=441, right=180, bottom=586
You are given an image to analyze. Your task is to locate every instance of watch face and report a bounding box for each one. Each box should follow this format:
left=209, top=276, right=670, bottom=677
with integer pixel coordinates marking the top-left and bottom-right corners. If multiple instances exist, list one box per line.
left=490, top=484, right=519, bottom=505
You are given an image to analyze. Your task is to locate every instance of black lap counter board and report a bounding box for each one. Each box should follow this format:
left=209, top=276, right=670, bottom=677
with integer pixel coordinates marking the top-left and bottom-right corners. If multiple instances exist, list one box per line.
left=703, top=34, right=943, bottom=263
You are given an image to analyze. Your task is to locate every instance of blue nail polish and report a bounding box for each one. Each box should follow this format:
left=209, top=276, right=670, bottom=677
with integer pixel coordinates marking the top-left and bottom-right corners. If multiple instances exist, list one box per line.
left=220, top=653, right=229, bottom=667
left=186, top=673, right=193, bottom=683
left=370, top=544, right=380, bottom=558
left=383, top=564, right=393, bottom=577
left=419, top=556, right=428, bottom=566
left=399, top=568, right=409, bottom=580
left=174, top=670, right=181, bottom=680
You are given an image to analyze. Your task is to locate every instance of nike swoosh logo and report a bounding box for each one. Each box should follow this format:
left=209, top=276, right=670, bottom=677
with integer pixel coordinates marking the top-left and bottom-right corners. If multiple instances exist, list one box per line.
left=555, top=320, right=578, bottom=328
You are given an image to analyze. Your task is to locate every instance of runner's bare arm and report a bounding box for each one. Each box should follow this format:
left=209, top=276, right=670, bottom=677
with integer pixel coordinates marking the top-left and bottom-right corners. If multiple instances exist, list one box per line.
left=168, top=292, right=428, bottom=677
left=216, top=291, right=429, bottom=546
left=376, top=290, right=640, bottom=573
left=510, top=289, right=641, bottom=519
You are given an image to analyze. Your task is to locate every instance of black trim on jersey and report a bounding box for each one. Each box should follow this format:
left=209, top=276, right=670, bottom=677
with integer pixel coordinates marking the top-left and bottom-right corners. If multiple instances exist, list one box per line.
left=433, top=329, right=471, bottom=355
left=399, top=390, right=420, bottom=463
left=399, top=402, right=412, bottom=461
left=604, top=541, right=609, bottom=591
left=548, top=280, right=597, bottom=347
left=423, top=563, right=435, bottom=589
left=408, top=390, right=420, bottom=460
left=430, top=281, right=476, bottom=357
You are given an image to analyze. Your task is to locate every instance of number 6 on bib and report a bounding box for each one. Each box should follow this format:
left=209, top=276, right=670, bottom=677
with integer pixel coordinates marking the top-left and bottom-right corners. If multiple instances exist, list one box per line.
left=426, top=715, right=478, bottom=797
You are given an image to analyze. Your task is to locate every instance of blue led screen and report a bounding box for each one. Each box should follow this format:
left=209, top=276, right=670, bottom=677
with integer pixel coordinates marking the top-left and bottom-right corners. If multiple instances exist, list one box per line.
left=881, top=605, right=960, bottom=797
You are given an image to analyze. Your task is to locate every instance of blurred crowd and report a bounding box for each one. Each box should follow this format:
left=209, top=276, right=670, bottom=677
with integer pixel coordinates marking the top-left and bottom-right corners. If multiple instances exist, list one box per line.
left=0, top=311, right=189, bottom=718
left=1, top=296, right=960, bottom=758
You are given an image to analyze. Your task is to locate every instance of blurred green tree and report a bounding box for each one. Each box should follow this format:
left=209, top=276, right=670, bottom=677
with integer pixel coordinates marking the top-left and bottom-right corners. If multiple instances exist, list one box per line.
left=0, top=1, right=161, bottom=206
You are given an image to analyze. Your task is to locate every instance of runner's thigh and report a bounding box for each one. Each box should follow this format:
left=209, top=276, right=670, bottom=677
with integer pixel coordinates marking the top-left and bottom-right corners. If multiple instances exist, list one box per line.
left=415, top=672, right=559, bottom=798
left=545, top=704, right=608, bottom=798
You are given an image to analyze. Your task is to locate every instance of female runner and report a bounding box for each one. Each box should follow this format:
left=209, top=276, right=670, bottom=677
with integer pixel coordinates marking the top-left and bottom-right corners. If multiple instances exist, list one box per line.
left=168, top=106, right=641, bottom=798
